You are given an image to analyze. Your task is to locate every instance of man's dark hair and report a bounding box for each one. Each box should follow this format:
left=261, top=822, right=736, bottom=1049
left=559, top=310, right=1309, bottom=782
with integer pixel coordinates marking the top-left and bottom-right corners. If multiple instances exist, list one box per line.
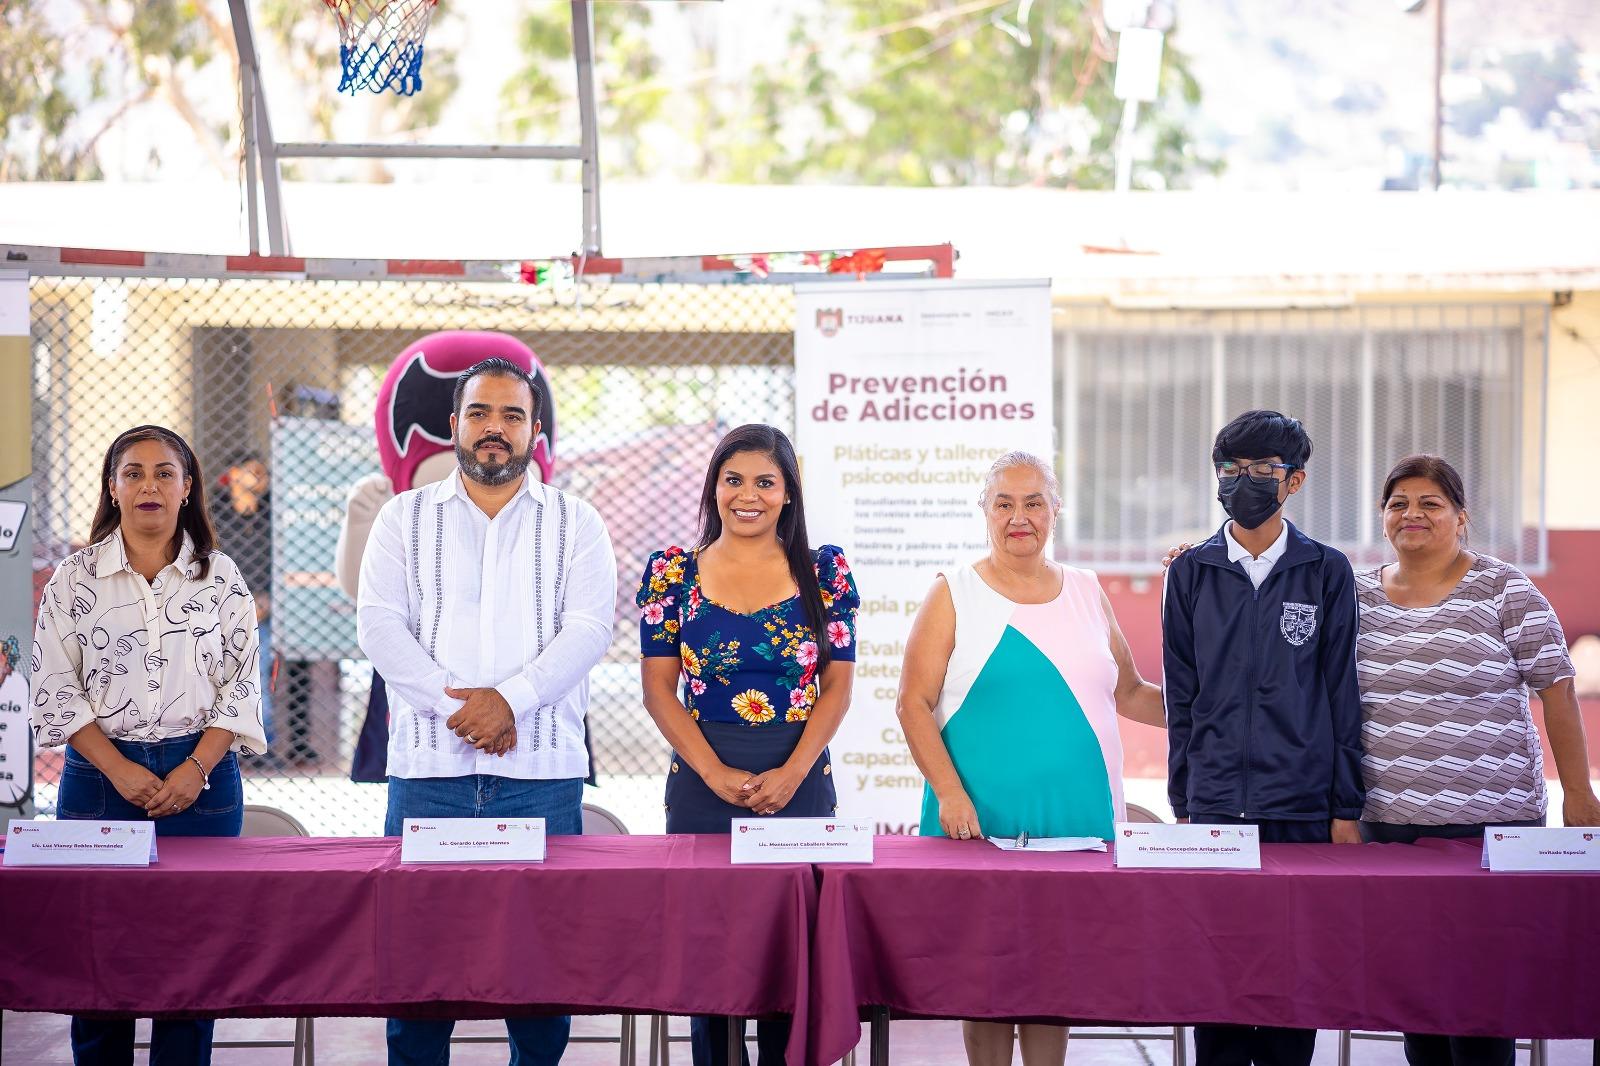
left=452, top=357, right=541, bottom=419
left=1211, top=410, right=1313, bottom=469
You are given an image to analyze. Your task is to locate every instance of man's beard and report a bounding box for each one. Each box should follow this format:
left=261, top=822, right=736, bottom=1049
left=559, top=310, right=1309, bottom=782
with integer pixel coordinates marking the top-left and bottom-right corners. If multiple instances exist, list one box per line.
left=455, top=436, right=531, bottom=487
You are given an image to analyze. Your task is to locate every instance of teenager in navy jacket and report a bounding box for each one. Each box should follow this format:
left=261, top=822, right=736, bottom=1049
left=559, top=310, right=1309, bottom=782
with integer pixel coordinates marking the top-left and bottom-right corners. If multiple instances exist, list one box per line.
left=1162, top=410, right=1365, bottom=1066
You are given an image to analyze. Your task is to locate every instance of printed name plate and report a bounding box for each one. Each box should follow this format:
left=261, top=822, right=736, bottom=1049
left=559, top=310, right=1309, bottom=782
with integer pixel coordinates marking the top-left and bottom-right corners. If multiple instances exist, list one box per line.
left=3, top=820, right=155, bottom=866
left=400, top=818, right=546, bottom=864
left=1482, top=826, right=1600, bottom=872
left=729, top=818, right=874, bottom=864
left=1114, top=822, right=1261, bottom=869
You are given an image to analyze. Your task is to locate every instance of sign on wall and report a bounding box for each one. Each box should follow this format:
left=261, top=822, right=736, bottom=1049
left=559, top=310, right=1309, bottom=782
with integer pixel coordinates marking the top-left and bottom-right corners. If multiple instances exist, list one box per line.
left=795, top=278, right=1054, bottom=832
left=272, top=416, right=379, bottom=660
left=0, top=269, right=33, bottom=813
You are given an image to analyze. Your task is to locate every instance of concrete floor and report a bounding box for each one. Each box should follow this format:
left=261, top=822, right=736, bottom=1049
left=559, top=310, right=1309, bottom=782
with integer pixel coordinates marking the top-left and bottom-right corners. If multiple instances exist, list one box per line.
left=4, top=1012, right=1596, bottom=1066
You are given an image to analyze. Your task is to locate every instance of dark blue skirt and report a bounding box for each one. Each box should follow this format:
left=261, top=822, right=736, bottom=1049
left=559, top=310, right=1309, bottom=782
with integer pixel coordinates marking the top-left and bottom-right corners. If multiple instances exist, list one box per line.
left=664, top=720, right=837, bottom=835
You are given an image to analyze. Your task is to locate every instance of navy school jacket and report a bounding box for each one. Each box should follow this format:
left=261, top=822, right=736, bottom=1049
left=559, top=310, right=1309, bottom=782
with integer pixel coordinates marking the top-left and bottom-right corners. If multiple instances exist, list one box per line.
left=1161, top=520, right=1366, bottom=822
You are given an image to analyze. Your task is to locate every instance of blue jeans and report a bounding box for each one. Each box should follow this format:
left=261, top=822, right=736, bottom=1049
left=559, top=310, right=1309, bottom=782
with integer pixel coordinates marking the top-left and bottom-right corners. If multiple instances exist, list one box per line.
left=1191, top=815, right=1327, bottom=1066
left=60, top=734, right=244, bottom=837
left=60, top=732, right=243, bottom=1065
left=1359, top=817, right=1541, bottom=1065
left=384, top=774, right=583, bottom=1066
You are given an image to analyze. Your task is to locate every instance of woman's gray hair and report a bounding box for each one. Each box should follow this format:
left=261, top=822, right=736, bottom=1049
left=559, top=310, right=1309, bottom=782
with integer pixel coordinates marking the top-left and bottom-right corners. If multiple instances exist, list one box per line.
left=977, top=450, right=1062, bottom=510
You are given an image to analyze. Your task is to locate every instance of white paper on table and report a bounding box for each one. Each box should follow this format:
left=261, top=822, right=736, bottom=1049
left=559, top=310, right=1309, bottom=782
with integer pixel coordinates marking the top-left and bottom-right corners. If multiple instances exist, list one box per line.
left=1481, top=826, right=1600, bottom=872
left=986, top=836, right=1107, bottom=852
left=729, top=818, right=874, bottom=864
left=400, top=817, right=546, bottom=864
left=2, top=820, right=156, bottom=866
left=1114, top=822, right=1261, bottom=869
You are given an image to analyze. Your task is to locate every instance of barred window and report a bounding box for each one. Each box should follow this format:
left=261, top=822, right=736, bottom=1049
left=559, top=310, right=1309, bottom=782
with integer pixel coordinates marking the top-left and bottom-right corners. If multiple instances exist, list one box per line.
left=1058, top=303, right=1548, bottom=573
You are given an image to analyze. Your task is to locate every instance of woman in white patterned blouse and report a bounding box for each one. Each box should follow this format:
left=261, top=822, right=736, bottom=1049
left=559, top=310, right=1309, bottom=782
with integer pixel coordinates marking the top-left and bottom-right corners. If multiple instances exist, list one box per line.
left=31, top=424, right=264, bottom=1066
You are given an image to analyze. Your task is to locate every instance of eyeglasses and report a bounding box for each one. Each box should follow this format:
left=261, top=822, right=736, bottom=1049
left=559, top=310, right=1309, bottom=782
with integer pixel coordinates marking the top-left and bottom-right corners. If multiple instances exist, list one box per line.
left=1214, top=460, right=1296, bottom=482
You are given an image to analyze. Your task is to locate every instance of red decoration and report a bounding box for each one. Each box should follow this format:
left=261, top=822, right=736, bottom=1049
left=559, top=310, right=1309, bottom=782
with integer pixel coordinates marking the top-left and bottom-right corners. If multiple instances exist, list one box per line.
left=827, top=249, right=887, bottom=277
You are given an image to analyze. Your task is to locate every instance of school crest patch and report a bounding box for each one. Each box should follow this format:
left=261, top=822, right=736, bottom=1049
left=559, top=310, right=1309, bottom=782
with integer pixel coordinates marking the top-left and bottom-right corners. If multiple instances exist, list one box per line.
left=1280, top=602, right=1318, bottom=647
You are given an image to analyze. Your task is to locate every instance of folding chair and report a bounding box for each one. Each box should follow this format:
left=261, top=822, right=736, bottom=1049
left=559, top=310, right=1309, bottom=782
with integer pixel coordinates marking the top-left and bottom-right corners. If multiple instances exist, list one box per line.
left=450, top=802, right=640, bottom=1066
left=134, top=804, right=316, bottom=1065
left=1339, top=1031, right=1547, bottom=1066
left=1066, top=802, right=1189, bottom=1066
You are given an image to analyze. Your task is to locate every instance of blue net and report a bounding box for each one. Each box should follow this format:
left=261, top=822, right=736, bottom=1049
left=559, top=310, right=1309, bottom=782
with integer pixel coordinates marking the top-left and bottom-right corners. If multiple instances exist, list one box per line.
left=326, top=0, right=437, bottom=97
left=338, top=39, right=427, bottom=96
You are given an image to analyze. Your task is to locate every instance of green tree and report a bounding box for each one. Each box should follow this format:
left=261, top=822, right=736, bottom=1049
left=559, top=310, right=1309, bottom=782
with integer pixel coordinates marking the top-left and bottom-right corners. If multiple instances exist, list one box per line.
left=732, top=0, right=1217, bottom=189
left=0, top=0, right=461, bottom=183
left=500, top=3, right=665, bottom=178
left=0, top=2, right=103, bottom=180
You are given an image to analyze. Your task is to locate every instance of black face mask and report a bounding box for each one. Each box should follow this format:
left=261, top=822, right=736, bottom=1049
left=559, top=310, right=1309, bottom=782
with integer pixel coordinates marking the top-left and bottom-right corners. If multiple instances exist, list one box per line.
left=1217, top=475, right=1283, bottom=530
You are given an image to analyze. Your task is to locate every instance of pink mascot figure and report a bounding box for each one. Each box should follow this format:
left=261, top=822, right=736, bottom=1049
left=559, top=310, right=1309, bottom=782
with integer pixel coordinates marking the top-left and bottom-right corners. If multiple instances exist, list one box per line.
left=336, top=331, right=558, bottom=782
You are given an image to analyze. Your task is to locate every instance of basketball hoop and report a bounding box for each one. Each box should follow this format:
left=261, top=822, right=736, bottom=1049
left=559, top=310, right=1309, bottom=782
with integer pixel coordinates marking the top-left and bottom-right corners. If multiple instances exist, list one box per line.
left=322, top=0, right=439, bottom=96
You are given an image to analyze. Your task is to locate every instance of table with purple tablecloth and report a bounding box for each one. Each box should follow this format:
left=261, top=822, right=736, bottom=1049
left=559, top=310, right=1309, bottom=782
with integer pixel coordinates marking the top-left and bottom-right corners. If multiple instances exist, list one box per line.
left=0, top=834, right=819, bottom=1065
left=807, top=836, right=1600, bottom=1066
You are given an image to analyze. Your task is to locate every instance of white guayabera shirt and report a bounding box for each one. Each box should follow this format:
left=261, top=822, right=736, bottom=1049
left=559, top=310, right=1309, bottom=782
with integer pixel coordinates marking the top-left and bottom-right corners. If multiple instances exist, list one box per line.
left=357, top=470, right=616, bottom=781
left=31, top=531, right=266, bottom=753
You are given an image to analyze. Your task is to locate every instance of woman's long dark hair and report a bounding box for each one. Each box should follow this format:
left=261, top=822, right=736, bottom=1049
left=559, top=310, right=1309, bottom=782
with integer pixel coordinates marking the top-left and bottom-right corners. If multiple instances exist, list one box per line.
left=90, top=425, right=217, bottom=580
left=696, top=424, right=831, bottom=671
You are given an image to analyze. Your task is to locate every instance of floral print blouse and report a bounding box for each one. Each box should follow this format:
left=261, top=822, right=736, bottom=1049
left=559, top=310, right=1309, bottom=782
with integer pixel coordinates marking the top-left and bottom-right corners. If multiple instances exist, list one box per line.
left=637, top=545, right=860, bottom=726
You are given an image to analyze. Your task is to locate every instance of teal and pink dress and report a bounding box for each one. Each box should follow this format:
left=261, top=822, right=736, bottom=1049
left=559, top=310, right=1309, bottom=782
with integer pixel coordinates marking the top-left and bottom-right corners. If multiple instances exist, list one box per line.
left=919, top=562, right=1127, bottom=840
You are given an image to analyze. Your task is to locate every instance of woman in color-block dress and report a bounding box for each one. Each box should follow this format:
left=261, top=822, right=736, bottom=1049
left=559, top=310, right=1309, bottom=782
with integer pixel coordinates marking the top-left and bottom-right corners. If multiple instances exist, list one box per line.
left=897, top=450, right=1166, bottom=1066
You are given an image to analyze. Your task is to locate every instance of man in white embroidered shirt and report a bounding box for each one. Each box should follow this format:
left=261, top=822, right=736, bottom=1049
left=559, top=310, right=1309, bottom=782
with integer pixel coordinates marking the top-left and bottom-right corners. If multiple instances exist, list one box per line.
left=358, top=357, right=616, bottom=1066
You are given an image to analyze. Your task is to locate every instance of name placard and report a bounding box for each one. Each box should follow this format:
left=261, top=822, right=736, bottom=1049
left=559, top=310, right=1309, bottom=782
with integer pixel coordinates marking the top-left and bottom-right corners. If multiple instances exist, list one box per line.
left=3, top=820, right=156, bottom=866
left=1114, top=822, right=1261, bottom=869
left=729, top=818, right=874, bottom=864
left=1482, top=826, right=1600, bottom=872
left=400, top=818, right=546, bottom=864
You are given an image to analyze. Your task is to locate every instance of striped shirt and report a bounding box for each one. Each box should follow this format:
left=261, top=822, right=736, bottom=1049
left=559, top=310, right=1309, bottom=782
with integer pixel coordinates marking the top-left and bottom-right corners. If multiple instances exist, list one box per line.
left=357, top=470, right=616, bottom=781
left=1355, top=555, right=1573, bottom=826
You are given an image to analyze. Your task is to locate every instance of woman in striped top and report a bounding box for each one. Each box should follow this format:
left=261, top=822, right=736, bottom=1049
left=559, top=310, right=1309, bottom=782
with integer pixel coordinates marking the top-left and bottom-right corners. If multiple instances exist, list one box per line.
left=1355, top=454, right=1598, bottom=837
left=1355, top=454, right=1599, bottom=1066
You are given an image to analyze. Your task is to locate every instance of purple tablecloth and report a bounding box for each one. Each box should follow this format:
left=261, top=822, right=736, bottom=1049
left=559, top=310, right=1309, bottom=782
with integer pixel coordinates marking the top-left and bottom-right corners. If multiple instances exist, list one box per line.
left=807, top=837, right=1600, bottom=1066
left=0, top=835, right=818, bottom=1065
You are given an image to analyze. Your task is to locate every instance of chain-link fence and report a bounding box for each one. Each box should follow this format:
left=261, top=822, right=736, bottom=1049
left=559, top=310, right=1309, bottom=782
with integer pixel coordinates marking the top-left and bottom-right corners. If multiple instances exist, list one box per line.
left=26, top=275, right=1548, bottom=835
left=28, top=275, right=796, bottom=834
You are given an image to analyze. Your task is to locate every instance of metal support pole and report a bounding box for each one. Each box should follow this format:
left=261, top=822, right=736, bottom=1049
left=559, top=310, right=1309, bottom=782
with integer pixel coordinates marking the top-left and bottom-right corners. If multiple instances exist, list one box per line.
left=572, top=0, right=604, bottom=255
left=1432, top=0, right=1444, bottom=190
left=275, top=142, right=585, bottom=160
left=227, top=0, right=289, bottom=255
left=869, top=1007, right=890, bottom=1066
left=1114, top=97, right=1140, bottom=194
left=1358, top=327, right=1375, bottom=546
left=227, top=0, right=598, bottom=256
left=240, top=60, right=261, bottom=256
left=727, top=1018, right=742, bottom=1066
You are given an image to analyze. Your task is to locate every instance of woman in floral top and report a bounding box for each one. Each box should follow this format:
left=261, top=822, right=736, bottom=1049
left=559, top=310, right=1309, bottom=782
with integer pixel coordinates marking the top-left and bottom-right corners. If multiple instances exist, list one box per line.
left=639, top=423, right=858, bottom=1065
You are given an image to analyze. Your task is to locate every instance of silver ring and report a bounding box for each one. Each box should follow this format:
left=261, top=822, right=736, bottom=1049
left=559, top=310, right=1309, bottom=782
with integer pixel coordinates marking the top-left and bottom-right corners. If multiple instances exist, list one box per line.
left=466, top=734, right=478, bottom=744
left=172, top=804, right=181, bottom=811
left=957, top=828, right=970, bottom=839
